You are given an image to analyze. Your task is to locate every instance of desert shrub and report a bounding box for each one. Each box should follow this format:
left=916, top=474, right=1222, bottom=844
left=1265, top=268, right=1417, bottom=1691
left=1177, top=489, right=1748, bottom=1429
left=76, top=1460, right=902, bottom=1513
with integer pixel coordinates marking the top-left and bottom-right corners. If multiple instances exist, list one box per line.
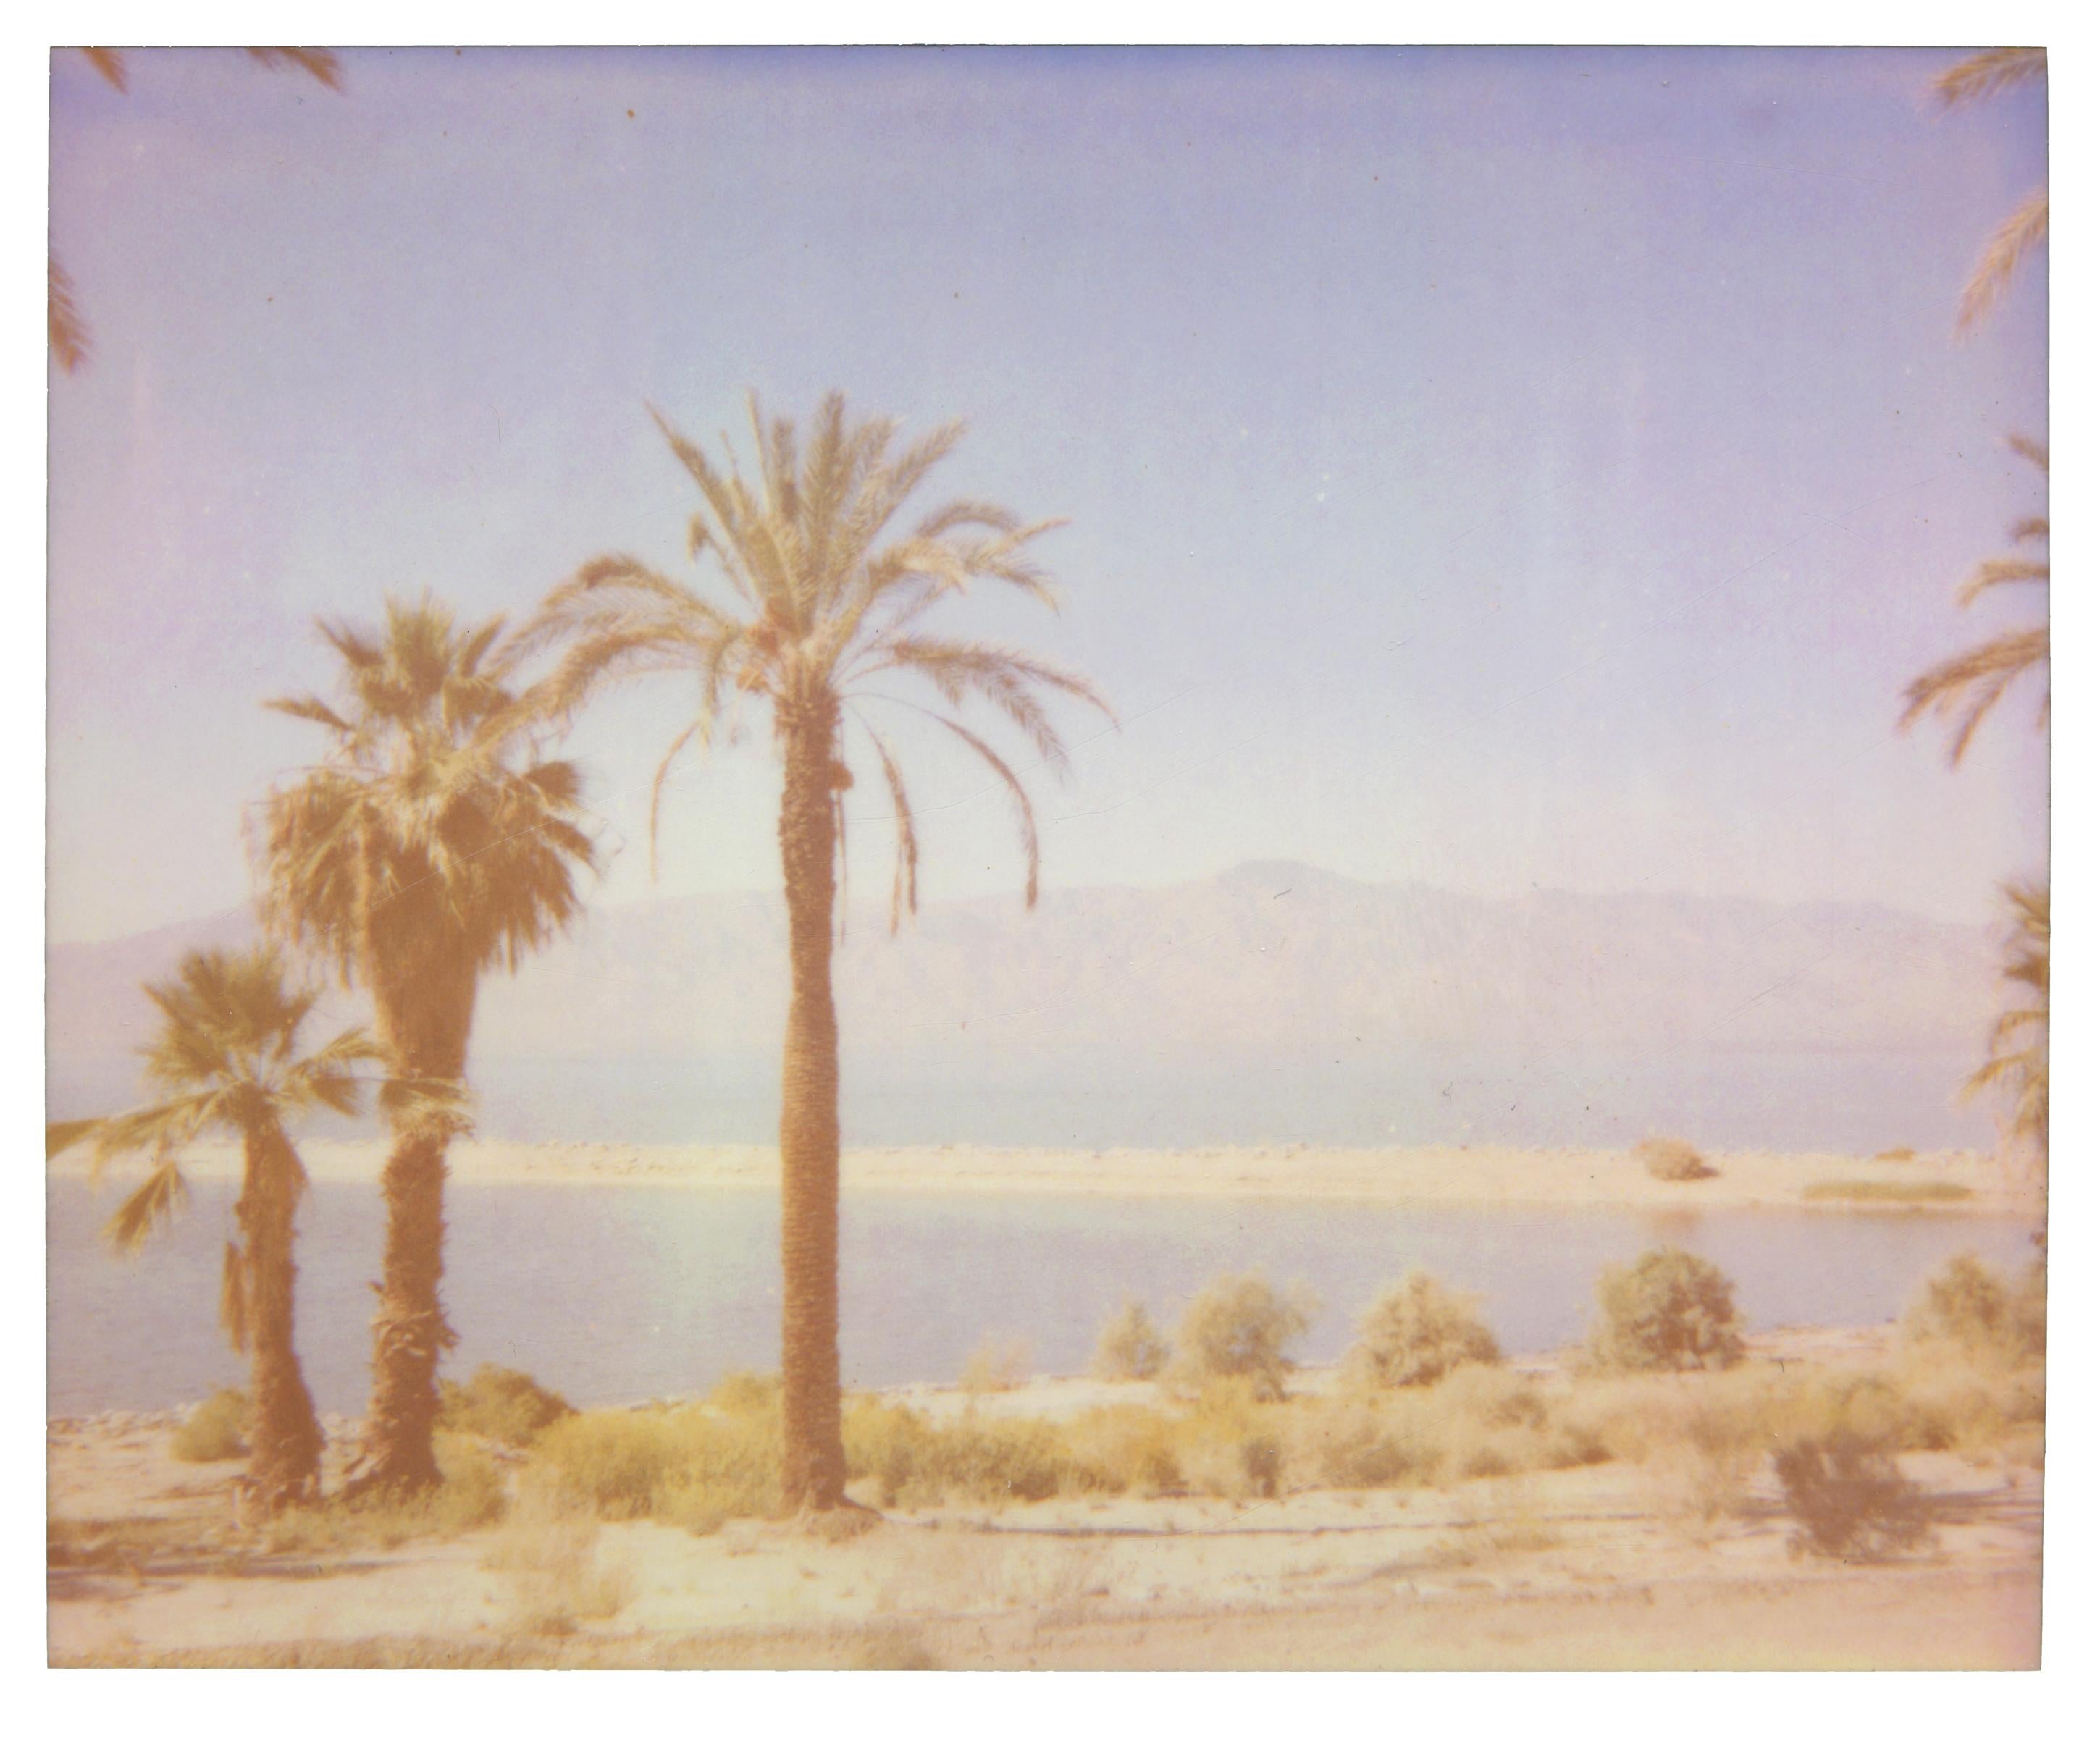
left=486, top=1482, right=635, bottom=1635
left=1587, top=1247, right=1745, bottom=1372
left=1064, top=1404, right=1182, bottom=1496
left=841, top=1397, right=1083, bottom=1508
left=438, top=1363, right=575, bottom=1448
left=707, top=1370, right=784, bottom=1417
left=1637, top=1137, right=1718, bottom=1182
left=1873, top=1147, right=1918, bottom=1163
left=959, top=1336, right=1032, bottom=1396
left=1287, top=1398, right=1430, bottom=1490
left=1773, top=1430, right=1933, bottom=1559
left=261, top=1434, right=507, bottom=1551
left=1170, top=1272, right=1316, bottom=1401
left=170, top=1388, right=249, bottom=1463
left=1093, top=1299, right=1169, bottom=1381
left=1432, top=1365, right=1545, bottom=1429
left=1904, top=1253, right=2046, bottom=1366
left=529, top=1405, right=776, bottom=1529
left=1347, top=1271, right=1501, bottom=1389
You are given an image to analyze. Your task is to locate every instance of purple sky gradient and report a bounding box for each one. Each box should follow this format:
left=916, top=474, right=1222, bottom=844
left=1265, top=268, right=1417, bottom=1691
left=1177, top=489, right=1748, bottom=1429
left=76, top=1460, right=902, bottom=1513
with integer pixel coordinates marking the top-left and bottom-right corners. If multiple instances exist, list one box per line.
left=48, top=46, right=2046, bottom=943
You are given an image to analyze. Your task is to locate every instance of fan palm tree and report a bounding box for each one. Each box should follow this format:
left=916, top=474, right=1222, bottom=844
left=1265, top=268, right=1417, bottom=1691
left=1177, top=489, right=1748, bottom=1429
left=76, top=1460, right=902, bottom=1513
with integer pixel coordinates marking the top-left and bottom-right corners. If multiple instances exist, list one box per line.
left=1967, top=882, right=2047, bottom=1158
left=508, top=392, right=1112, bottom=1509
left=1934, top=48, right=2048, bottom=330
left=49, top=946, right=378, bottom=1512
left=1900, top=437, right=2048, bottom=765
left=256, top=595, right=598, bottom=1494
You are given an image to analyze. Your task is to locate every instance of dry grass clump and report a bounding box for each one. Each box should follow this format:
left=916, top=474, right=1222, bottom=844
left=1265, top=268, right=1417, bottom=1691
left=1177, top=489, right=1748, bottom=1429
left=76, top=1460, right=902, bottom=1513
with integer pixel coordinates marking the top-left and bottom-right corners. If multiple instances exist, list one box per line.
left=260, top=1434, right=508, bottom=1553
left=169, top=1388, right=249, bottom=1463
left=1347, top=1271, right=1501, bottom=1389
left=1803, top=1179, right=1973, bottom=1205
left=438, top=1363, right=576, bottom=1448
left=1169, top=1272, right=1316, bottom=1401
left=1587, top=1247, right=1745, bottom=1373
left=485, top=1480, right=637, bottom=1635
left=1637, top=1137, right=1718, bottom=1182
left=1092, top=1299, right=1169, bottom=1381
left=1063, top=1402, right=1182, bottom=1496
left=959, top=1336, right=1033, bottom=1396
left=1904, top=1252, right=2045, bottom=1366
left=528, top=1404, right=778, bottom=1533
left=707, top=1370, right=783, bottom=1415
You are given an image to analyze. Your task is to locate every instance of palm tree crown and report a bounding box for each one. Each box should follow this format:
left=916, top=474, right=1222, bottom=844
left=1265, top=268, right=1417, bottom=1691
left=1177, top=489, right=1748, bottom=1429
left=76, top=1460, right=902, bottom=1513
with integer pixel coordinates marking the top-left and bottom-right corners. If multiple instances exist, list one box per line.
left=1934, top=48, right=2048, bottom=330
left=85, top=946, right=375, bottom=1258
left=509, top=392, right=1112, bottom=922
left=1968, top=882, right=2048, bottom=1156
left=258, top=594, right=599, bottom=987
left=1900, top=437, right=2048, bottom=765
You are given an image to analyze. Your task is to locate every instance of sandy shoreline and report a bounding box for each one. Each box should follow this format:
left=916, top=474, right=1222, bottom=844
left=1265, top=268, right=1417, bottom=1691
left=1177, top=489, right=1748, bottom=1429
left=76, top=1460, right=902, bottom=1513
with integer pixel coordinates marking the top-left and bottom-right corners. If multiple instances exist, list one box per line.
left=51, top=1137, right=2036, bottom=1215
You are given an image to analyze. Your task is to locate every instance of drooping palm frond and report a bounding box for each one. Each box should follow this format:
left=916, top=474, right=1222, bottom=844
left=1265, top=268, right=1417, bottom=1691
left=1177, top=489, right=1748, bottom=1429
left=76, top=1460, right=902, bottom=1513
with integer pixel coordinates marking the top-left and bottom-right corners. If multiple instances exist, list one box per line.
left=1964, top=882, right=2047, bottom=1155
left=1933, top=47, right=2046, bottom=107
left=1959, top=188, right=2049, bottom=331
left=1901, top=439, right=2049, bottom=765
left=510, top=393, right=1114, bottom=924
left=105, top=1155, right=190, bottom=1254
left=243, top=47, right=344, bottom=89
left=49, top=256, right=90, bottom=373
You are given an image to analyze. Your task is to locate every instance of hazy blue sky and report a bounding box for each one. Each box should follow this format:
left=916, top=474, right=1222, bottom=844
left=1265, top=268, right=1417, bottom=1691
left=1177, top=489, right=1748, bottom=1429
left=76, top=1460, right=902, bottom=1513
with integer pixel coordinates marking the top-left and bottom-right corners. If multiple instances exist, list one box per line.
left=49, top=46, right=2047, bottom=944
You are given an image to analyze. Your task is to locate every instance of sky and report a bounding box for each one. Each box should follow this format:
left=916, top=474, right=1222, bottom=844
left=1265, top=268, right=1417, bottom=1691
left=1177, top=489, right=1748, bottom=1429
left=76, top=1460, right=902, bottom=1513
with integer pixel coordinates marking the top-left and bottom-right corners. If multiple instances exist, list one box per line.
left=46, top=46, right=2049, bottom=945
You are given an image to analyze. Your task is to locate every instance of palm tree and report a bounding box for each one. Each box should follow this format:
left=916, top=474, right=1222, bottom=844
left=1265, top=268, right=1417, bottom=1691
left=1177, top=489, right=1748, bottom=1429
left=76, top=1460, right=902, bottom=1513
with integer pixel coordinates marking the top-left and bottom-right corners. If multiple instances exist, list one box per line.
left=256, top=596, right=598, bottom=1494
left=1967, top=882, right=2047, bottom=1160
left=1900, top=437, right=2048, bottom=765
left=50, top=946, right=378, bottom=1512
left=508, top=392, right=1112, bottom=1509
left=1934, top=48, right=2048, bottom=330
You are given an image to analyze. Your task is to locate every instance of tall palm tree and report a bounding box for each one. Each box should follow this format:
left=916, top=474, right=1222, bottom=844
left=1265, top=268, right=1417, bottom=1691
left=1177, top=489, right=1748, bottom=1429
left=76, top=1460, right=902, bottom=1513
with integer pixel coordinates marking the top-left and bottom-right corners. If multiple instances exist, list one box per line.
left=50, top=946, right=378, bottom=1512
left=257, top=596, right=598, bottom=1494
left=1900, top=437, right=2048, bottom=765
left=1933, top=48, right=2048, bottom=331
left=1967, top=882, right=2047, bottom=1159
left=509, top=392, right=1112, bottom=1509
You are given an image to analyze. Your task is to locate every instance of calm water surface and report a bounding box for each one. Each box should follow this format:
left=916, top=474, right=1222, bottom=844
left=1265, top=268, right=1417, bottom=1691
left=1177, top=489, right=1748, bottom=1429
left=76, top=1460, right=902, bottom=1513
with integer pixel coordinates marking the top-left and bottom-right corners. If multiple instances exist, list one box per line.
left=48, top=1179, right=2036, bottom=1416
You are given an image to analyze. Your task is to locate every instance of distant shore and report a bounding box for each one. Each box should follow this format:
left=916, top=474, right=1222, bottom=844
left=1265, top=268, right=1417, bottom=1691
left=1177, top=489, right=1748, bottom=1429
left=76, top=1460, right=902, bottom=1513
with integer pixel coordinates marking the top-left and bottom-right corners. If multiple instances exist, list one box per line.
left=51, top=1137, right=2038, bottom=1216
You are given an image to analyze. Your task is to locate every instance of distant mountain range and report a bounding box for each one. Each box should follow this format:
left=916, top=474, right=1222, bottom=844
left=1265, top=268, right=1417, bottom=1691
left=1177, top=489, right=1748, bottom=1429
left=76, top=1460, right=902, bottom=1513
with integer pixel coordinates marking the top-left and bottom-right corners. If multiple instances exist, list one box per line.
left=49, top=862, right=2002, bottom=1077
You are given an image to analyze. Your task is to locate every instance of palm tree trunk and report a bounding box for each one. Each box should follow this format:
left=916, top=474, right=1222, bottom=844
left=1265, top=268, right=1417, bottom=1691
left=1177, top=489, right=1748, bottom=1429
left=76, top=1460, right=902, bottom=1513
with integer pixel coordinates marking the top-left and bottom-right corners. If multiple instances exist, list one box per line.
left=778, top=697, right=847, bottom=1511
left=240, top=1127, right=324, bottom=1511
left=350, top=949, right=476, bottom=1497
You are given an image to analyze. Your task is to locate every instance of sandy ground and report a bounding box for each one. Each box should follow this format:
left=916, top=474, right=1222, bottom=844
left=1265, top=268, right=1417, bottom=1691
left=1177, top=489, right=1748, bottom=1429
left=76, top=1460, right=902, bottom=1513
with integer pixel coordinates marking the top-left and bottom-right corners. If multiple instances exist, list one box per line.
left=51, top=1137, right=2037, bottom=1215
left=49, top=1332, right=2041, bottom=1670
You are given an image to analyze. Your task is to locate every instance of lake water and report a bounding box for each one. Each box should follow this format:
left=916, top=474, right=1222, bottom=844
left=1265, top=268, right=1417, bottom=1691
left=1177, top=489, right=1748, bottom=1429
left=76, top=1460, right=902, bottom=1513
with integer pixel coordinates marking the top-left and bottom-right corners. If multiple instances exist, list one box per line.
left=47, top=1177, right=2036, bottom=1417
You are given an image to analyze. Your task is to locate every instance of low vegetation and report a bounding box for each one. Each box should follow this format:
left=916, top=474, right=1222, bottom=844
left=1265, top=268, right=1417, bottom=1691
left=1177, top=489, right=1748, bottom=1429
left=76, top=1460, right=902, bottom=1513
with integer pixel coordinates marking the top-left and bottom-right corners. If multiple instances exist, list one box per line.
left=959, top=1336, right=1033, bottom=1396
left=438, top=1364, right=576, bottom=1447
left=1346, top=1271, right=1501, bottom=1388
left=1873, top=1147, right=1918, bottom=1163
left=259, top=1435, right=508, bottom=1554
left=1774, top=1428, right=1934, bottom=1560
left=1093, top=1299, right=1169, bottom=1381
left=1804, top=1180, right=1974, bottom=1205
left=169, top=1388, right=250, bottom=1463
left=1169, top=1272, right=1316, bottom=1401
left=1587, top=1247, right=1745, bottom=1372
left=1637, top=1137, right=1718, bottom=1182
left=1904, top=1252, right=2046, bottom=1366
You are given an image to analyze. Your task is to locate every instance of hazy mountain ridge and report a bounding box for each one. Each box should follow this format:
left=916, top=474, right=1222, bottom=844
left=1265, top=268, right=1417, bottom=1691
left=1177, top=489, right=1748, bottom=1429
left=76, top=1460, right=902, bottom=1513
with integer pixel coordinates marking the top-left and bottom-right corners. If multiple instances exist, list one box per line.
left=49, top=862, right=2000, bottom=1074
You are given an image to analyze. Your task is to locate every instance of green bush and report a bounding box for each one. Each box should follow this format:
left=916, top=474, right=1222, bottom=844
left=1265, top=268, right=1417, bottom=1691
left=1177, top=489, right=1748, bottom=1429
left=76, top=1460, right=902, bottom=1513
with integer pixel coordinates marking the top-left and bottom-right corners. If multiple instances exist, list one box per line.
left=840, top=1397, right=1083, bottom=1508
left=437, top=1364, right=576, bottom=1448
left=1170, top=1272, right=1316, bottom=1401
left=1637, top=1137, right=1718, bottom=1182
left=1587, top=1247, right=1745, bottom=1372
left=1904, top=1253, right=2046, bottom=1365
left=170, top=1388, right=250, bottom=1463
left=529, top=1405, right=777, bottom=1529
left=1773, top=1430, right=1933, bottom=1559
left=1093, top=1299, right=1169, bottom=1381
left=1347, top=1271, right=1501, bottom=1388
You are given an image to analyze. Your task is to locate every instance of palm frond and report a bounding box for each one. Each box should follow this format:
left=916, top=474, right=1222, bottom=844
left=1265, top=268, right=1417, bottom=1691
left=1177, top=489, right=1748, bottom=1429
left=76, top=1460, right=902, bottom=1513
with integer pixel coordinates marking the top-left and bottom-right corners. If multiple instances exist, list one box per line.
left=1958, top=188, right=2049, bottom=331
left=1933, top=47, right=2046, bottom=107
left=854, top=714, right=920, bottom=932
left=244, top=47, right=344, bottom=88
left=83, top=48, right=128, bottom=90
left=1899, top=627, right=2049, bottom=764
left=49, top=256, right=90, bottom=373
left=1957, top=555, right=2050, bottom=605
left=929, top=715, right=1043, bottom=908
left=46, top=1118, right=99, bottom=1160
left=104, top=1157, right=191, bottom=1255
